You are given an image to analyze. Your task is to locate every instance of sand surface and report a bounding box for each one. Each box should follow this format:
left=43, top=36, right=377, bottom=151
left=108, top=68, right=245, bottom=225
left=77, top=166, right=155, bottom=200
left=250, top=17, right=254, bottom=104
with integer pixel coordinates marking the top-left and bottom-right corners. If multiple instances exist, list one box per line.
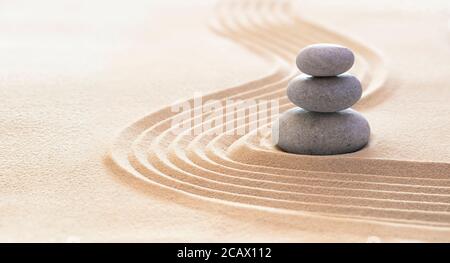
left=1, top=0, right=450, bottom=242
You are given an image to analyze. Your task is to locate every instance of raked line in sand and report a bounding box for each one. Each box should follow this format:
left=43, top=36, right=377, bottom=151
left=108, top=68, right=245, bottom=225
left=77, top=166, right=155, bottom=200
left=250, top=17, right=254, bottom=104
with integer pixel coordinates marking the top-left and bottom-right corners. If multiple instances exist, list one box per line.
left=107, top=0, right=450, bottom=241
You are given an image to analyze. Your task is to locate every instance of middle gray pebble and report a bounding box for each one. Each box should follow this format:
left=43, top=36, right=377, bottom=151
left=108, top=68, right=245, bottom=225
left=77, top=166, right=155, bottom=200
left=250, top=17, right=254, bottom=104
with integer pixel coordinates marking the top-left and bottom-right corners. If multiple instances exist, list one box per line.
left=287, top=73, right=362, bottom=113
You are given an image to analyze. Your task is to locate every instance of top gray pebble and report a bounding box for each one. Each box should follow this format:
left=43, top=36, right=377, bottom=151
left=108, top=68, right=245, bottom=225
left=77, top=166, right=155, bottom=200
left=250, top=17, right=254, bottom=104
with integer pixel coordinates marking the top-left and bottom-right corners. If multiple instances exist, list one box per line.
left=296, top=44, right=355, bottom=77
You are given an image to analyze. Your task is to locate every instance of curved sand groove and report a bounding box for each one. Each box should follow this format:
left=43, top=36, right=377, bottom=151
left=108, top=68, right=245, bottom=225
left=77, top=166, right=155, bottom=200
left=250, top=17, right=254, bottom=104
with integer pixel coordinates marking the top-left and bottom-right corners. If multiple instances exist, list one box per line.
left=108, top=0, right=450, bottom=234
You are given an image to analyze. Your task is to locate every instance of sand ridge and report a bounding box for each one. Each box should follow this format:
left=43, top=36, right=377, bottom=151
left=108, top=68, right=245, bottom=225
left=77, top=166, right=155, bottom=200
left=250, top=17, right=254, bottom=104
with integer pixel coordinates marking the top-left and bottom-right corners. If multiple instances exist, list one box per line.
left=108, top=0, right=450, bottom=241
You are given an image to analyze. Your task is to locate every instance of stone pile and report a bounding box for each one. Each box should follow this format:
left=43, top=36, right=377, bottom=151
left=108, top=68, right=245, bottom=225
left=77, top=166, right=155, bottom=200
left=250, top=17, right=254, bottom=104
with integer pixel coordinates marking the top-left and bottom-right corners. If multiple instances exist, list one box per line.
left=273, top=44, right=370, bottom=155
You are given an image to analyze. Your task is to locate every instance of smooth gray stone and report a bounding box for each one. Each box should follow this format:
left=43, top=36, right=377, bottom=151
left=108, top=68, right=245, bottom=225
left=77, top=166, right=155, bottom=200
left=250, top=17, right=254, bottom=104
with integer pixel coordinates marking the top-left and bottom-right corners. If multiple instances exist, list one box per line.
left=287, top=74, right=362, bottom=112
left=296, top=44, right=355, bottom=77
left=272, top=108, right=370, bottom=155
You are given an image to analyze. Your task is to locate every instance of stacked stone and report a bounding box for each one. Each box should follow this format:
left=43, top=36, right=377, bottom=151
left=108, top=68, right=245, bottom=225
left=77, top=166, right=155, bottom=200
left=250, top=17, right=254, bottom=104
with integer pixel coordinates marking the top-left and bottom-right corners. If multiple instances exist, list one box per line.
left=273, top=44, right=370, bottom=155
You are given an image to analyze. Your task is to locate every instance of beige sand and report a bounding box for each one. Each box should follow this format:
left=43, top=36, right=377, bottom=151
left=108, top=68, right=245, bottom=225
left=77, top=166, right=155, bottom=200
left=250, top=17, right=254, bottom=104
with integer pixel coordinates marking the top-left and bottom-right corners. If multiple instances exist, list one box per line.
left=1, top=0, right=450, bottom=242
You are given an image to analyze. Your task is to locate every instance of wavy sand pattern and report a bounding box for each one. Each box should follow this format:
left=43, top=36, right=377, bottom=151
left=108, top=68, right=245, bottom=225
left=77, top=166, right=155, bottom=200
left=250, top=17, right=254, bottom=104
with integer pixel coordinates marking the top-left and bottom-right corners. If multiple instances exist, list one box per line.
left=108, top=0, right=450, bottom=240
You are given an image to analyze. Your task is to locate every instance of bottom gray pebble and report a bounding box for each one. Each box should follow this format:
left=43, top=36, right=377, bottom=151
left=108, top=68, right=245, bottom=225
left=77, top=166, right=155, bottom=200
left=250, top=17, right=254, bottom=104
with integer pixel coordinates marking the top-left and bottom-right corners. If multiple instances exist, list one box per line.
left=272, top=108, right=370, bottom=155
